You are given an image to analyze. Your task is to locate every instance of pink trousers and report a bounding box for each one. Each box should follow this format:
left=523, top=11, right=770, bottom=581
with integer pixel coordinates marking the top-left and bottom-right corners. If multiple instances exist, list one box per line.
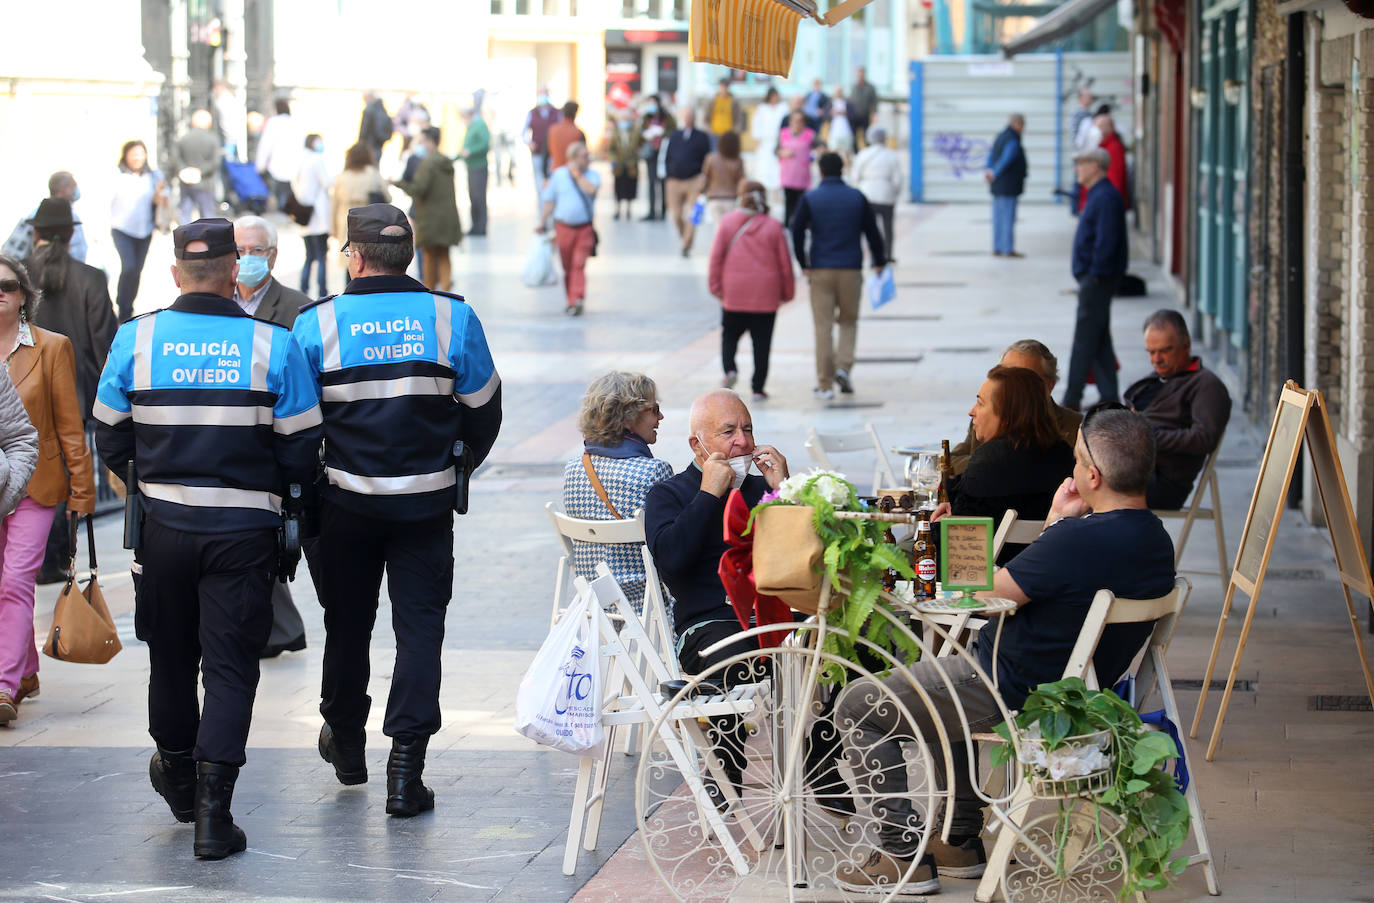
left=0, top=497, right=57, bottom=695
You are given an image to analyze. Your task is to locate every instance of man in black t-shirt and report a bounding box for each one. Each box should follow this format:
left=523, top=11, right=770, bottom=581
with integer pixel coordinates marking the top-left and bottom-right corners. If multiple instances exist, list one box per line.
left=835, top=409, right=1175, bottom=895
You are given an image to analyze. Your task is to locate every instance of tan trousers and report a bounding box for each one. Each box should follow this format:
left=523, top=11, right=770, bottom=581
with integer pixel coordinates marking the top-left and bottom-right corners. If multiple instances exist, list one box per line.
left=808, top=268, right=863, bottom=390
left=665, top=176, right=703, bottom=252
left=420, top=245, right=451, bottom=292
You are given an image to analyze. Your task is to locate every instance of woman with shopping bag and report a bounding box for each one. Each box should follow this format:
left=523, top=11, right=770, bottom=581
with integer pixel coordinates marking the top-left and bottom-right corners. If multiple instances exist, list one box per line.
left=0, top=255, right=96, bottom=724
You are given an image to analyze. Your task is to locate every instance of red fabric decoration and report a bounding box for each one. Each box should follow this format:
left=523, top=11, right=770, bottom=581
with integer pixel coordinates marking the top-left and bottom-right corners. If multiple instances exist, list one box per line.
left=1154, top=0, right=1186, bottom=54
left=718, top=489, right=796, bottom=649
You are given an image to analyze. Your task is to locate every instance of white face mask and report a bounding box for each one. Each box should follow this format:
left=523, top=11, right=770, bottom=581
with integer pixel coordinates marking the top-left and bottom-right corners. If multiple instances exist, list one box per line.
left=726, top=454, right=752, bottom=489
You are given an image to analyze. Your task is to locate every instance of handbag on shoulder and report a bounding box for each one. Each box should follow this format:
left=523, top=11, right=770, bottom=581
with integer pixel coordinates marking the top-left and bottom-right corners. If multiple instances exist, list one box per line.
left=42, top=516, right=122, bottom=664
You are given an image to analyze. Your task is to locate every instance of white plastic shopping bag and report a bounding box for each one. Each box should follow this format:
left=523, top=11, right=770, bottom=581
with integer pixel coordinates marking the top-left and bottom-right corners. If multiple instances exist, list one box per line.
left=514, top=589, right=604, bottom=754
left=867, top=266, right=896, bottom=310
left=521, top=232, right=560, bottom=287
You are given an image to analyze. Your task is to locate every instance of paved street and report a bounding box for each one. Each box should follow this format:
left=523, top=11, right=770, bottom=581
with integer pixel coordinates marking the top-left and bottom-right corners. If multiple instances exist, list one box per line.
left=3, top=174, right=1373, bottom=902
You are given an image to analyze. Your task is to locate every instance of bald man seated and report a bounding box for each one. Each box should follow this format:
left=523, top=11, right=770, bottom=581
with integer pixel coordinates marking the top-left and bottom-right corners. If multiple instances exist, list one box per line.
left=949, top=339, right=1083, bottom=475
left=644, top=390, right=790, bottom=808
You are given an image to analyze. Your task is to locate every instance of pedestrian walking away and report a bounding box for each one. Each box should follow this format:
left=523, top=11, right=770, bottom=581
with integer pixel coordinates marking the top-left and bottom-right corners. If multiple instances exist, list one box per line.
left=330, top=143, right=387, bottom=249
left=662, top=108, right=711, bottom=256
left=850, top=126, right=904, bottom=263
left=458, top=106, right=491, bottom=236
left=23, top=198, right=118, bottom=584
left=357, top=90, right=394, bottom=164
left=606, top=108, right=642, bottom=221
left=790, top=152, right=886, bottom=399
left=93, top=218, right=323, bottom=859
left=232, top=213, right=314, bottom=658
left=393, top=126, right=462, bottom=293
left=848, top=67, right=878, bottom=149
left=701, top=130, right=746, bottom=228
left=175, top=110, right=223, bottom=225
left=1061, top=147, right=1129, bottom=410
left=291, top=203, right=502, bottom=819
left=255, top=99, right=304, bottom=213
left=546, top=101, right=587, bottom=176
left=538, top=142, right=601, bottom=316
left=0, top=253, right=96, bottom=726
left=110, top=140, right=170, bottom=321
left=708, top=181, right=793, bottom=399
left=985, top=113, right=1028, bottom=257
left=749, top=88, right=785, bottom=209
left=294, top=133, right=333, bottom=298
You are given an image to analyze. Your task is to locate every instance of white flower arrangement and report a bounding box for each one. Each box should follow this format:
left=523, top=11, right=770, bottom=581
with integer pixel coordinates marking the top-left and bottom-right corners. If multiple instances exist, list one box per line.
left=776, top=469, right=854, bottom=507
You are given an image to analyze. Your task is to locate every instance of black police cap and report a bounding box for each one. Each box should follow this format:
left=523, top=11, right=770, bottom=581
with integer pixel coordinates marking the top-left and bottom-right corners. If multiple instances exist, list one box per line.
left=173, top=218, right=238, bottom=260
left=345, top=204, right=413, bottom=247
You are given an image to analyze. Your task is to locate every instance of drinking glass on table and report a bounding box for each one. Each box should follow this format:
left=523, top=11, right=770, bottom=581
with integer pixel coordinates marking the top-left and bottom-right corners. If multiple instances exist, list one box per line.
left=912, top=452, right=941, bottom=507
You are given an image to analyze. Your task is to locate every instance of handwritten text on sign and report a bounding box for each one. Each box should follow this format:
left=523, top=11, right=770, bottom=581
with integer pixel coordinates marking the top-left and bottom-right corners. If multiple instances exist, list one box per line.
left=940, top=517, right=994, bottom=591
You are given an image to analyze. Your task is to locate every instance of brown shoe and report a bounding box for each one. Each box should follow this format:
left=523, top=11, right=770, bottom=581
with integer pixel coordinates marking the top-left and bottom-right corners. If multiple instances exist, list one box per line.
left=927, top=834, right=987, bottom=877
left=0, top=690, right=16, bottom=725
left=15, top=674, right=39, bottom=704
left=835, top=848, right=941, bottom=895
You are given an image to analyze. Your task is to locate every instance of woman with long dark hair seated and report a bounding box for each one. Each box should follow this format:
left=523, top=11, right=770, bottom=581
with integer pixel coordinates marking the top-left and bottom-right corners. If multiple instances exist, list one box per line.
left=934, top=364, right=1075, bottom=561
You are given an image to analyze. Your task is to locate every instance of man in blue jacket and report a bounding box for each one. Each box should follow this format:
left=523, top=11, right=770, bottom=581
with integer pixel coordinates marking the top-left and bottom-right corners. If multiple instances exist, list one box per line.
left=1061, top=147, right=1128, bottom=410
left=790, top=152, right=887, bottom=399
left=984, top=113, right=1027, bottom=257
left=662, top=108, right=711, bottom=256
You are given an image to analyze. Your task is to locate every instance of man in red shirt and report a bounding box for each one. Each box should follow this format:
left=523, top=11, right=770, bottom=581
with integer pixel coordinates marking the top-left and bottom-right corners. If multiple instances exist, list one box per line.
left=1078, top=106, right=1129, bottom=212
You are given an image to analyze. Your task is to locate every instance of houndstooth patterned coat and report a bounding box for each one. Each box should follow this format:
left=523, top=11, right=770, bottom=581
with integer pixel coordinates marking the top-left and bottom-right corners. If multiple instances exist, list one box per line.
left=562, top=452, right=674, bottom=615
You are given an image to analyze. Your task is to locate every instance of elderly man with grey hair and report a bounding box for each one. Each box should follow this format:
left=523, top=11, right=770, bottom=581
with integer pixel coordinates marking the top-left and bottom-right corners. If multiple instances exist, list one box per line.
left=850, top=125, right=904, bottom=263
left=537, top=140, right=600, bottom=316
left=949, top=339, right=1083, bottom=475
left=835, top=408, right=1175, bottom=895
left=231, top=214, right=313, bottom=658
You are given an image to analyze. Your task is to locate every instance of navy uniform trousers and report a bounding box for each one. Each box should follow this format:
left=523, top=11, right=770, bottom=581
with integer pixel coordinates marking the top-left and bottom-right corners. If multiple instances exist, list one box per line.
left=136, top=519, right=276, bottom=766
left=313, top=498, right=455, bottom=744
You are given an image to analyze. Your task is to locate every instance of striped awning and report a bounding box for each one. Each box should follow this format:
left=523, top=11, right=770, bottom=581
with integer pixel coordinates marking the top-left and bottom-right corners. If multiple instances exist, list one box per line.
left=690, top=0, right=877, bottom=77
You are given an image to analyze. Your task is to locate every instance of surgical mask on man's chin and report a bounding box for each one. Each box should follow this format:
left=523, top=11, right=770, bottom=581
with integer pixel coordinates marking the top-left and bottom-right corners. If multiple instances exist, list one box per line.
left=72, top=187, right=82, bottom=203
left=726, top=454, right=752, bottom=489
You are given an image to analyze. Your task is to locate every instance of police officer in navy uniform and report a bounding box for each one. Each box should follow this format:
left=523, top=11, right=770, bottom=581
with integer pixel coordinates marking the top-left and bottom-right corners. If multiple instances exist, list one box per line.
left=292, top=204, right=501, bottom=817
left=93, top=218, right=323, bottom=860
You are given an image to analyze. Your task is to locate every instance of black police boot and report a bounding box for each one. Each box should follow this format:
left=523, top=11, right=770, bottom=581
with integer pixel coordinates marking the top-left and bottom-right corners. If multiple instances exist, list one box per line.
left=384, top=736, right=435, bottom=818
left=318, top=722, right=367, bottom=785
left=193, top=762, right=247, bottom=860
left=149, top=746, right=196, bottom=823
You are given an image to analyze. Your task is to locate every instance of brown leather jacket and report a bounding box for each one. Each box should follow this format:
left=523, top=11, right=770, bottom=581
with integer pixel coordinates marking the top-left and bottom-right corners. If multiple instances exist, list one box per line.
left=8, top=326, right=95, bottom=512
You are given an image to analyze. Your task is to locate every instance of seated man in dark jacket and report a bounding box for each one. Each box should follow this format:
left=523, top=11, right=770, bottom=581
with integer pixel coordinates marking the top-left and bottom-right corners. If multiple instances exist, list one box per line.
left=1123, top=309, right=1231, bottom=509
left=644, top=389, right=788, bottom=805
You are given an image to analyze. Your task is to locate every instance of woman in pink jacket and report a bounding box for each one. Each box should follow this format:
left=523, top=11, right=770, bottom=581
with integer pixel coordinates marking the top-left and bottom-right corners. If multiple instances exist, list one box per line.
left=708, top=180, right=795, bottom=400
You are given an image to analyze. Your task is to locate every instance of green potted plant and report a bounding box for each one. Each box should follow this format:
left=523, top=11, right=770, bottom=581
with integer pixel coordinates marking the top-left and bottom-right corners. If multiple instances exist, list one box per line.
left=749, top=469, right=918, bottom=683
left=990, top=677, right=1192, bottom=896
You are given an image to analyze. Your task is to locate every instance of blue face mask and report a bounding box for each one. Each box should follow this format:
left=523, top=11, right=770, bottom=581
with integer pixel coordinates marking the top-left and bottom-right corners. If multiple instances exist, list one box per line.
left=617, top=120, right=631, bottom=130
left=72, top=187, right=81, bottom=203
left=413, top=145, right=428, bottom=158
left=644, top=104, right=658, bottom=115
left=237, top=253, right=270, bottom=286
left=538, top=94, right=551, bottom=106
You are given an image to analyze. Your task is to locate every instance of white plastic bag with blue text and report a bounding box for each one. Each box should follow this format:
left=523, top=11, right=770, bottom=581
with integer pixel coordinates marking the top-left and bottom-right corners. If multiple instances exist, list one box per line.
left=514, top=589, right=604, bottom=754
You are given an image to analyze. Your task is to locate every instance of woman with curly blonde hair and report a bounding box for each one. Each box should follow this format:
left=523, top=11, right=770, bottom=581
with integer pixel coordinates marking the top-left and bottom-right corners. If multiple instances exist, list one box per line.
left=561, top=372, right=673, bottom=614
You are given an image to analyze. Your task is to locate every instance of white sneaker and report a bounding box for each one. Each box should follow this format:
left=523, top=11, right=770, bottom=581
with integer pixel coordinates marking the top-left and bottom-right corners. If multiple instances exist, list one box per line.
left=722, top=370, right=738, bottom=389
left=835, top=369, right=854, bottom=394
left=813, top=387, right=835, bottom=400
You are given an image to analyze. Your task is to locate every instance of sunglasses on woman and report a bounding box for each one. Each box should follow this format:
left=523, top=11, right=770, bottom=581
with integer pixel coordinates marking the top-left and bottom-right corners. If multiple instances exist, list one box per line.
left=0, top=279, right=21, bottom=294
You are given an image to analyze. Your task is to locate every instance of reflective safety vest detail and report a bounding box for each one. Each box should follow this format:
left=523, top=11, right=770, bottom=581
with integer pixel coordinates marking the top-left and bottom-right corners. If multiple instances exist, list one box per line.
left=291, top=287, right=501, bottom=520
left=92, top=294, right=323, bottom=534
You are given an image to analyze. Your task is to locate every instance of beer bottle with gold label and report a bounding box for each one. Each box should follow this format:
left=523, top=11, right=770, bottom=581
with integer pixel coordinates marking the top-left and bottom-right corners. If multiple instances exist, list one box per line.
left=938, top=439, right=952, bottom=506
left=914, top=519, right=938, bottom=600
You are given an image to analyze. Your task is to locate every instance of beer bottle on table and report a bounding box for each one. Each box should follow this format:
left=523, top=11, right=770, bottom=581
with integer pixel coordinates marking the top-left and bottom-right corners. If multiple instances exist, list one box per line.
left=938, top=439, right=952, bottom=506
left=878, top=496, right=899, bottom=593
left=914, top=520, right=937, bottom=601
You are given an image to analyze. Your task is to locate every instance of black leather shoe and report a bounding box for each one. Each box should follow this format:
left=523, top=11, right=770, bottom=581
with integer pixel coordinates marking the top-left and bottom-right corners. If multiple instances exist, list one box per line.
left=150, top=746, right=196, bottom=823
left=259, top=633, right=306, bottom=659
left=385, top=737, right=435, bottom=817
left=319, top=723, right=367, bottom=785
left=193, top=762, right=247, bottom=860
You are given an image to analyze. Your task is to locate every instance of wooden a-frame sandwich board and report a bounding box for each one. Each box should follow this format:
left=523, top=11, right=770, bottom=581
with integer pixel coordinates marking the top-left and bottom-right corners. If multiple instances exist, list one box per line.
left=1190, top=381, right=1374, bottom=760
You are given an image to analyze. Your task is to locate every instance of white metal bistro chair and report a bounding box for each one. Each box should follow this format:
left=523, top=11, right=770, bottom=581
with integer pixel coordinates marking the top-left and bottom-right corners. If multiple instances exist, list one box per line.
left=545, top=503, right=674, bottom=757
left=975, top=576, right=1220, bottom=901
left=1152, top=433, right=1228, bottom=581
left=804, top=424, right=901, bottom=495
left=561, top=566, right=766, bottom=876
left=991, top=508, right=1046, bottom=560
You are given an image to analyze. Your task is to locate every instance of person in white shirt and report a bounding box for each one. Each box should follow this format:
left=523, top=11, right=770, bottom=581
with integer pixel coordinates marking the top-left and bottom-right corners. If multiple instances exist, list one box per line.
left=254, top=99, right=304, bottom=212
left=749, top=87, right=786, bottom=209
left=293, top=134, right=333, bottom=297
left=850, top=126, right=904, bottom=262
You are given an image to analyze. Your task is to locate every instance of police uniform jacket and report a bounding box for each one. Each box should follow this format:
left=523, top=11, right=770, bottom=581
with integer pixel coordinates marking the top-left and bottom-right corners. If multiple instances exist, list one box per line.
left=92, top=292, right=324, bottom=533
left=290, top=273, right=501, bottom=521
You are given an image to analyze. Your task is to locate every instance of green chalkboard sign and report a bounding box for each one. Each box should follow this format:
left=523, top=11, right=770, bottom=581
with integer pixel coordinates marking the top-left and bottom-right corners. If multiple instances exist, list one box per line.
left=939, top=517, right=995, bottom=593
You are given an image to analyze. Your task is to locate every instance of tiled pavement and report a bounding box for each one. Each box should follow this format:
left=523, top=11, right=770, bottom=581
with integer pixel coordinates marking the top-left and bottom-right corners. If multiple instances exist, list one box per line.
left=3, top=174, right=1373, bottom=902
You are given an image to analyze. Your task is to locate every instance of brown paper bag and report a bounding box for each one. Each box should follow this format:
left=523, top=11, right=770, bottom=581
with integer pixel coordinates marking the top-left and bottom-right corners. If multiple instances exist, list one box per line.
left=752, top=504, right=827, bottom=614
left=42, top=517, right=121, bottom=664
